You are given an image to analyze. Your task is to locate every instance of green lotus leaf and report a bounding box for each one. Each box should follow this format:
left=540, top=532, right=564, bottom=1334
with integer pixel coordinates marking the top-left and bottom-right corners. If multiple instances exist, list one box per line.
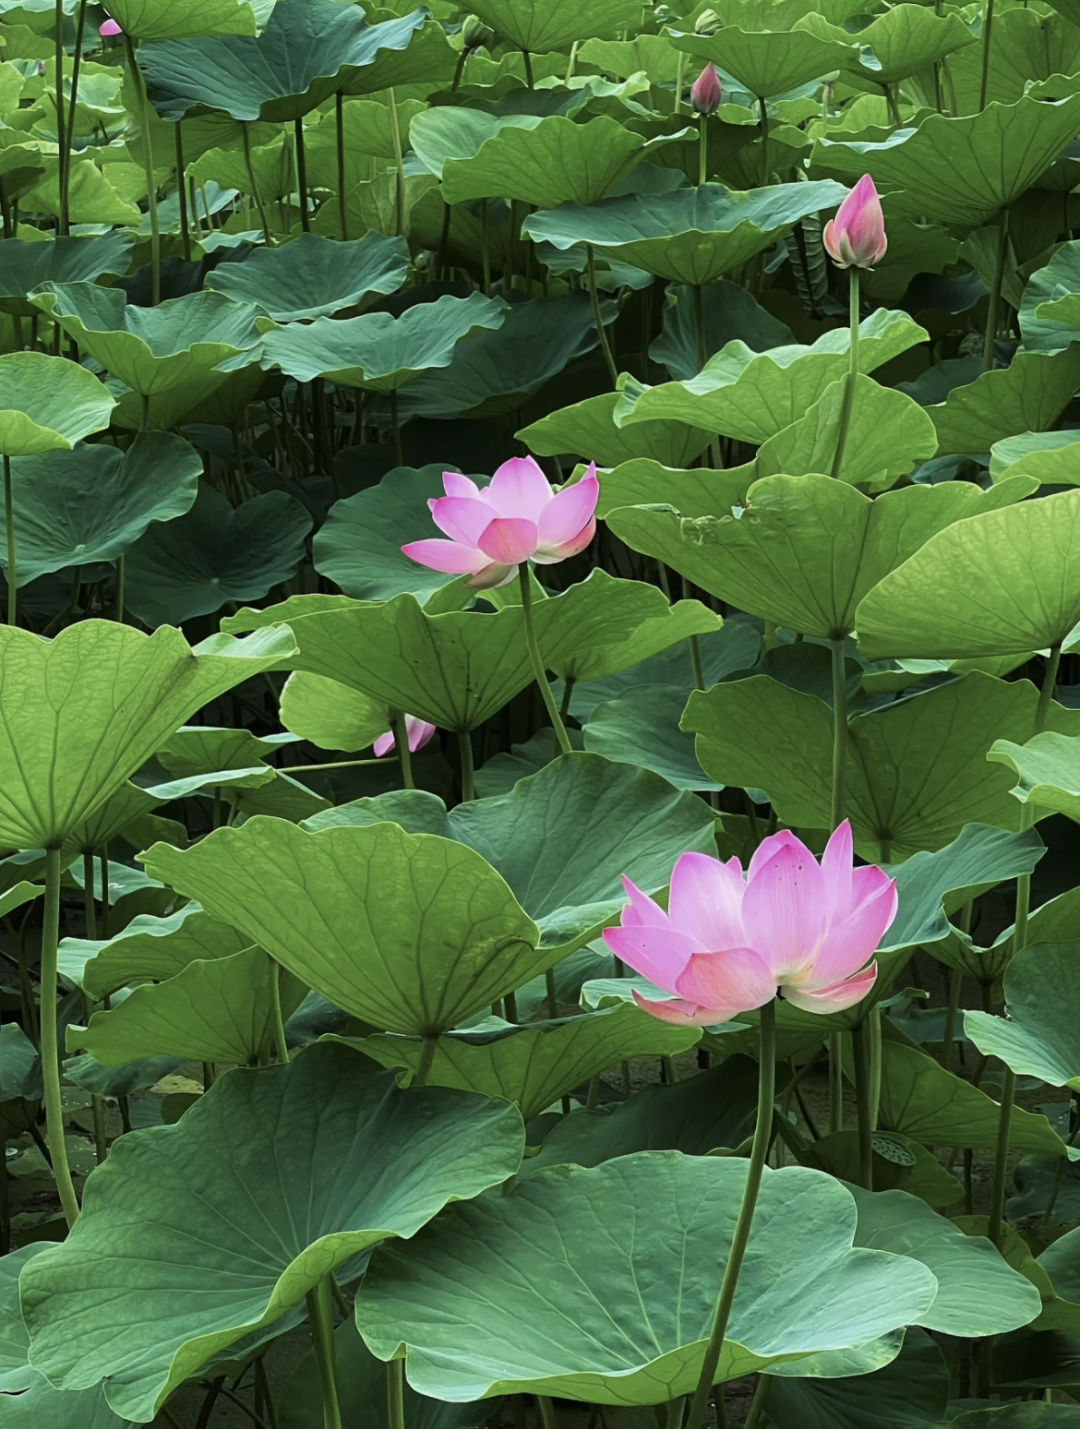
left=457, top=0, right=643, bottom=54
left=608, top=475, right=1030, bottom=640
left=965, top=943, right=1080, bottom=1092
left=339, top=15, right=457, bottom=97
left=142, top=817, right=543, bottom=1034
left=619, top=308, right=928, bottom=445
left=988, top=732, right=1080, bottom=823
left=1020, top=240, right=1080, bottom=354
left=0, top=1243, right=49, bottom=1392
left=355, top=1154, right=937, bottom=1404
left=102, top=0, right=258, bottom=41
left=670, top=26, right=859, bottom=99
left=280, top=673, right=391, bottom=753
left=358, top=1004, right=699, bottom=1120
left=552, top=594, right=722, bottom=686
left=926, top=350, right=1080, bottom=455
left=156, top=722, right=298, bottom=777
left=0, top=621, right=294, bottom=849
left=952, top=1407, right=1080, bottom=1427
left=764, top=1328, right=948, bottom=1429
left=683, top=671, right=1080, bottom=859
left=812, top=96, right=1080, bottom=228
left=856, top=487, right=1080, bottom=661
left=650, top=280, right=795, bottom=381
left=58, top=902, right=249, bottom=998
left=583, top=685, right=721, bottom=791
left=122, top=485, right=311, bottom=627
left=596, top=460, right=754, bottom=519
left=990, top=431, right=1080, bottom=485
left=0, top=233, right=131, bottom=318
left=803, top=4, right=976, bottom=86
left=521, top=391, right=711, bottom=471
left=140, top=3, right=429, bottom=122
left=31, top=283, right=262, bottom=399
left=21, top=1043, right=525, bottom=1422
left=0, top=351, right=115, bottom=457
left=522, top=182, right=850, bottom=286
left=204, top=232, right=410, bottom=321
left=944, top=6, right=1080, bottom=113
left=0, top=433, right=201, bottom=586
left=253, top=293, right=506, bottom=390
left=878, top=1040, right=1070, bottom=1156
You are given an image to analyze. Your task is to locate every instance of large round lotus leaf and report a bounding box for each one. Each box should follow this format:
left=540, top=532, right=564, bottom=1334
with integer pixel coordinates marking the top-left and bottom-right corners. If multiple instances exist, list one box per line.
left=0, top=433, right=201, bottom=586
left=254, top=293, right=507, bottom=391
left=926, top=348, right=1080, bottom=456
left=583, top=684, right=722, bottom=791
left=523, top=181, right=849, bottom=285
left=812, top=95, right=1080, bottom=227
left=102, top=0, right=258, bottom=41
left=965, top=943, right=1080, bottom=1091
left=856, top=487, right=1080, bottom=661
left=519, top=392, right=712, bottom=468
left=802, top=4, right=976, bottom=85
left=0, top=621, right=293, bottom=849
left=0, top=352, right=115, bottom=457
left=0, top=233, right=131, bottom=318
left=123, top=485, right=311, bottom=627
left=358, top=1004, right=700, bottom=1121
left=140, top=2, right=428, bottom=122
left=142, top=817, right=544, bottom=1035
left=670, top=26, right=859, bottom=98
left=204, top=232, right=410, bottom=321
left=30, top=284, right=262, bottom=398
left=458, top=0, right=642, bottom=52
left=21, top=1043, right=525, bottom=1422
left=354, top=1154, right=937, bottom=1404
left=607, top=474, right=1032, bottom=640
left=59, top=902, right=249, bottom=999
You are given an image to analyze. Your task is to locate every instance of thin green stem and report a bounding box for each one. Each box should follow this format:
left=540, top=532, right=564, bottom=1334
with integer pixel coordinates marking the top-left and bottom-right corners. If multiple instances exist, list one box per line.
left=387, top=88, right=406, bottom=238
left=387, top=1360, right=405, bottom=1429
left=536, top=1397, right=559, bottom=1429
left=987, top=1066, right=1015, bottom=1248
left=829, top=1031, right=844, bottom=1134
left=242, top=122, right=272, bottom=247
left=412, top=1034, right=439, bottom=1087
left=115, top=554, right=125, bottom=623
left=42, top=847, right=81, bottom=1227
left=983, top=207, right=1008, bottom=373
left=124, top=34, right=160, bottom=304
left=586, top=245, right=618, bottom=388
left=62, top=0, right=90, bottom=235
left=853, top=1019, right=875, bottom=1190
left=457, top=729, right=476, bottom=801
left=829, top=268, right=860, bottom=479
left=758, top=96, right=769, bottom=186
left=335, top=93, right=348, bottom=240
left=743, top=1375, right=771, bottom=1429
left=294, top=117, right=310, bottom=233
left=545, top=967, right=558, bottom=1020
left=4, top=453, right=16, bottom=626
left=684, top=1001, right=776, bottom=1429
left=692, top=282, right=707, bottom=372
left=174, top=122, right=191, bottom=262
left=697, top=115, right=708, bottom=185
left=278, top=758, right=389, bottom=773
left=390, top=389, right=403, bottom=466
left=942, top=966, right=963, bottom=1075
left=522, top=48, right=534, bottom=88
left=480, top=199, right=491, bottom=294
left=388, top=709, right=415, bottom=788
left=305, top=1277, right=343, bottom=1429
left=270, top=962, right=288, bottom=1063
left=53, top=0, right=66, bottom=232
left=518, top=565, right=573, bottom=755
left=674, top=52, right=685, bottom=113
left=979, top=0, right=995, bottom=110
left=830, top=637, right=846, bottom=826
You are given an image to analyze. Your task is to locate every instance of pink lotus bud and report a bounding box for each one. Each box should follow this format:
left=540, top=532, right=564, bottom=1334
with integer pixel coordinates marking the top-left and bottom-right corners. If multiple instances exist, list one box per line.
left=99, top=15, right=122, bottom=34
left=823, top=174, right=887, bottom=270
left=373, top=715, right=437, bottom=759
left=690, top=63, right=722, bottom=116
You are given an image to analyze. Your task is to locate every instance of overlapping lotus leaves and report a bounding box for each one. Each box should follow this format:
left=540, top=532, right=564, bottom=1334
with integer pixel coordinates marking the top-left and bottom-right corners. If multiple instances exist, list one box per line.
left=0, top=434, right=201, bottom=586
left=856, top=488, right=1080, bottom=660
left=279, top=673, right=390, bottom=753
left=616, top=309, right=928, bottom=445
left=683, top=672, right=1080, bottom=858
left=596, top=459, right=753, bottom=519
left=0, top=351, right=115, bottom=456
left=102, top=0, right=259, bottom=41
left=522, top=182, right=850, bottom=286
left=354, top=1155, right=937, bottom=1404
left=812, top=96, right=1080, bottom=227
left=520, top=394, right=712, bottom=477
left=21, top=1044, right=525, bottom=1421
left=926, top=350, right=1080, bottom=455
left=669, top=27, right=859, bottom=100
left=253, top=293, right=507, bottom=390
left=990, top=431, right=1080, bottom=486
left=650, top=280, right=795, bottom=382
left=142, top=817, right=544, bottom=1034
left=965, top=943, right=1080, bottom=1091
left=0, top=621, right=294, bottom=848
left=801, top=4, right=976, bottom=86
left=58, top=902, right=249, bottom=997
left=988, top=732, right=1080, bottom=822
left=1020, top=240, right=1080, bottom=354
left=608, top=475, right=1030, bottom=640
left=764, top=1330, right=947, bottom=1429
left=359, top=1005, right=700, bottom=1120
left=549, top=593, right=722, bottom=685
left=583, top=685, right=722, bottom=791
left=457, top=0, right=643, bottom=53
left=0, top=233, right=132, bottom=318
left=30, top=283, right=262, bottom=397
left=140, top=2, right=429, bottom=122
left=204, top=232, right=410, bottom=321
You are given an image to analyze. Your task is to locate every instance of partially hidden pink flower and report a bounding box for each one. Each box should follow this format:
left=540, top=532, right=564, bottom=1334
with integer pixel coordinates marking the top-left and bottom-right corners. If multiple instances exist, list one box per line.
left=402, top=457, right=599, bottom=592
left=99, top=14, right=122, bottom=34
left=690, top=63, right=723, bottom=116
left=373, top=715, right=436, bottom=759
left=823, top=174, right=887, bottom=270
left=603, top=821, right=896, bottom=1027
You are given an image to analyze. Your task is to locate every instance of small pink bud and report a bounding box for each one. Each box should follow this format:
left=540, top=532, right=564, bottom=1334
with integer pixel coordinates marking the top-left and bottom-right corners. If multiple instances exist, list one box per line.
left=823, top=174, right=887, bottom=269
left=99, top=15, right=122, bottom=35
left=690, top=63, right=722, bottom=117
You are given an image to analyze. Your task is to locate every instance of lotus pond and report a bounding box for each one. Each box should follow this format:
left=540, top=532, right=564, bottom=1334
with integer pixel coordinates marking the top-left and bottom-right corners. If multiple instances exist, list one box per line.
left=6, top=0, right=1080, bottom=1426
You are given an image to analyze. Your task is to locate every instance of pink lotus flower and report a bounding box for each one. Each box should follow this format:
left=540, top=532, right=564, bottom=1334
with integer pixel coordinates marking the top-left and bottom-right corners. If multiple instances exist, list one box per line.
left=690, top=63, right=722, bottom=116
left=99, top=14, right=122, bottom=34
left=373, top=715, right=436, bottom=759
left=823, top=174, right=887, bottom=269
left=402, top=457, right=599, bottom=591
left=604, top=821, right=896, bottom=1027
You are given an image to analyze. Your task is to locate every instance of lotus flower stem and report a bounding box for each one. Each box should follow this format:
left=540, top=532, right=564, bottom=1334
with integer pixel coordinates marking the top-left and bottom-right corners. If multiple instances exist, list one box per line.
left=675, top=53, right=685, bottom=112
left=942, top=966, right=964, bottom=1074
left=387, top=89, right=406, bottom=238
left=4, top=454, right=16, bottom=626
left=388, top=709, right=416, bottom=788
left=174, top=123, right=192, bottom=262
left=412, top=1034, right=440, bottom=1087
left=335, top=94, right=348, bottom=240
left=758, top=98, right=769, bottom=186
left=457, top=730, right=476, bottom=801
left=41, top=847, right=81, bottom=1227
left=829, top=1031, right=844, bottom=1133
left=124, top=34, right=162, bottom=304
left=521, top=48, right=534, bottom=89
left=883, top=84, right=901, bottom=127
left=61, top=0, right=89, bottom=235
left=387, top=1360, right=405, bottom=1429
left=853, top=1013, right=878, bottom=1188
left=481, top=199, right=492, bottom=294
left=983, top=208, right=1009, bottom=373
left=698, top=116, right=708, bottom=185
left=692, top=283, right=707, bottom=371
left=684, top=1000, right=776, bottom=1429
left=743, top=1375, right=771, bottom=1429
left=53, top=0, right=67, bottom=231
left=829, top=268, right=860, bottom=479
left=536, top=1397, right=560, bottom=1429
left=294, top=118, right=311, bottom=233
left=306, top=1276, right=343, bottom=1429
left=586, top=246, right=619, bottom=388
left=241, top=122, right=273, bottom=248
left=518, top=565, right=574, bottom=756
left=269, top=962, right=288, bottom=1063
left=829, top=638, right=847, bottom=825
left=979, top=0, right=995, bottom=109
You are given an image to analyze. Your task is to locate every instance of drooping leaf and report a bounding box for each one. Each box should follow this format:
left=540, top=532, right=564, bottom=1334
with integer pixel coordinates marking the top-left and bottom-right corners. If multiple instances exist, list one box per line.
left=765, top=1328, right=949, bottom=1429
left=204, top=231, right=410, bottom=321
left=519, top=392, right=712, bottom=469
left=0, top=233, right=132, bottom=318
left=583, top=685, right=722, bottom=791
left=58, top=902, right=249, bottom=998
left=0, top=351, right=115, bottom=457
left=926, top=350, right=1080, bottom=455
left=965, top=943, right=1080, bottom=1091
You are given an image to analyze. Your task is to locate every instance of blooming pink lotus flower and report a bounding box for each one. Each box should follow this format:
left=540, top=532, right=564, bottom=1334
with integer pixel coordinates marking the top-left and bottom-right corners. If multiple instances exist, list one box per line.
left=99, top=14, right=122, bottom=34
left=823, top=174, right=887, bottom=269
left=373, top=715, right=436, bottom=759
left=604, top=821, right=896, bottom=1027
left=690, top=63, right=723, bottom=116
left=402, top=457, right=599, bottom=591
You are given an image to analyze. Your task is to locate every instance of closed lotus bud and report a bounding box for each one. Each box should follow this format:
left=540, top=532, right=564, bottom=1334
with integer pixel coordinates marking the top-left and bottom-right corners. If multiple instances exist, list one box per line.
left=690, top=62, right=723, bottom=116
left=99, top=13, right=122, bottom=33
left=695, top=7, right=720, bottom=33
left=823, top=173, right=887, bottom=269
left=462, top=14, right=495, bottom=49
